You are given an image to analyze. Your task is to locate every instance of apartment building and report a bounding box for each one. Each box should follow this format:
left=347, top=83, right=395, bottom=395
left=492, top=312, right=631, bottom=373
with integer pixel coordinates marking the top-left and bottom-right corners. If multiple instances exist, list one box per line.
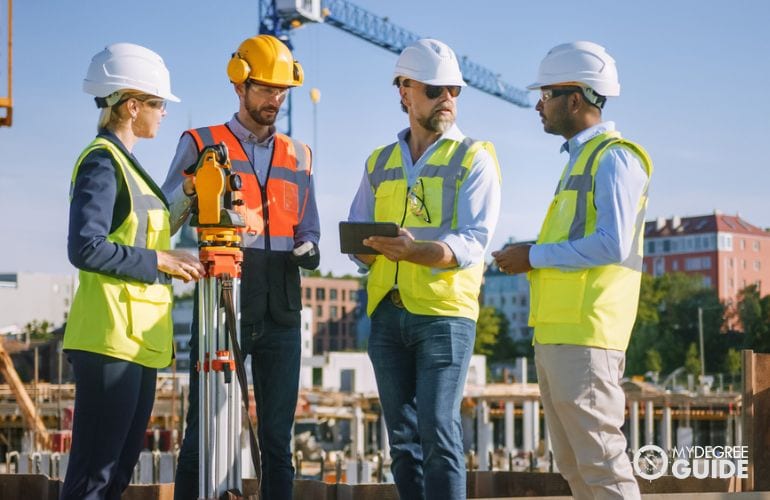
left=300, top=275, right=363, bottom=353
left=643, top=211, right=770, bottom=304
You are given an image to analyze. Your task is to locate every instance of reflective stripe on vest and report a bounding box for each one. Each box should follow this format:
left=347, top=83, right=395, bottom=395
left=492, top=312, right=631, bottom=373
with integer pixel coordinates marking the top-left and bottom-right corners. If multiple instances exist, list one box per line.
left=187, top=125, right=311, bottom=251
left=64, top=138, right=173, bottom=368
left=365, top=137, right=501, bottom=320
left=529, top=131, right=654, bottom=350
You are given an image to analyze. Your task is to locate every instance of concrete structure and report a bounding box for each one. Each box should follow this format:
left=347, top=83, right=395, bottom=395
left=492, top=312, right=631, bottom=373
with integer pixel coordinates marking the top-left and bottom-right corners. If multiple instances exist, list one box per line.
left=643, top=211, right=770, bottom=305
left=0, top=273, right=75, bottom=333
left=481, top=262, right=532, bottom=342
left=300, top=276, right=362, bottom=353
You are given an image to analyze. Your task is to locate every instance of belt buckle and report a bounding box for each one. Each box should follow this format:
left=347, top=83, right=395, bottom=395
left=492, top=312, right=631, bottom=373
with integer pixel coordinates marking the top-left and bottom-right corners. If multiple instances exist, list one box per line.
left=390, top=290, right=404, bottom=308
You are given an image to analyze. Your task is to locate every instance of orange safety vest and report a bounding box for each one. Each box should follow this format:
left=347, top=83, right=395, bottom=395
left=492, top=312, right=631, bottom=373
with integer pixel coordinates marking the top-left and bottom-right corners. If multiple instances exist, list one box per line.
left=186, top=124, right=312, bottom=251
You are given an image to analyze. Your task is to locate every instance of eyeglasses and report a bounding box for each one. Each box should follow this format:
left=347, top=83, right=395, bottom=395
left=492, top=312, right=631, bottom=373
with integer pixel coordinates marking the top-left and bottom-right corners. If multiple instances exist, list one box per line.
left=539, top=87, right=580, bottom=103
left=407, top=178, right=431, bottom=223
left=142, top=98, right=167, bottom=111
left=247, top=81, right=290, bottom=99
left=403, top=79, right=462, bottom=99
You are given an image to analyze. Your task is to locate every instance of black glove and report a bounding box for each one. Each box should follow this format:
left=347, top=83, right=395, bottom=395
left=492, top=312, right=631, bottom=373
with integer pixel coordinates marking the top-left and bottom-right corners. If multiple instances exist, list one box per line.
left=289, top=241, right=320, bottom=270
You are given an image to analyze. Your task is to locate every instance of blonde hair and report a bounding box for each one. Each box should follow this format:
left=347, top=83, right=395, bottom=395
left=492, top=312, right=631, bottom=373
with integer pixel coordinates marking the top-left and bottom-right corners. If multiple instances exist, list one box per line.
left=96, top=89, right=146, bottom=132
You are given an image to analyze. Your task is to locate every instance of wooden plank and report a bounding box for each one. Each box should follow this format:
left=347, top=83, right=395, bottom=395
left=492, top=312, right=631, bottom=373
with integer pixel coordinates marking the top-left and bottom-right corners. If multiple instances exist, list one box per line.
left=743, top=350, right=770, bottom=492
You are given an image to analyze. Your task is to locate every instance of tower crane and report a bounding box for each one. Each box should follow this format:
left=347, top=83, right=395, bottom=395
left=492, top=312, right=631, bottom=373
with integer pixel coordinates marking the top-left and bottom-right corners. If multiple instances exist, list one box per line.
left=0, top=0, right=11, bottom=127
left=258, top=0, right=530, bottom=135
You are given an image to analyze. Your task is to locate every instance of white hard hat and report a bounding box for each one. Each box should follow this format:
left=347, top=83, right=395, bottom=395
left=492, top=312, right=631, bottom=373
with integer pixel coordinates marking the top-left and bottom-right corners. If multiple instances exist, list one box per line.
left=527, top=41, right=620, bottom=97
left=393, top=38, right=466, bottom=87
left=83, top=43, right=180, bottom=105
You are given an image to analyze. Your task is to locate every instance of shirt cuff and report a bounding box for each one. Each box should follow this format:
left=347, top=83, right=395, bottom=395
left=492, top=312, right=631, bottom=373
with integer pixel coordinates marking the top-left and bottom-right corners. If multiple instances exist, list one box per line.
left=528, top=244, right=547, bottom=269
left=439, top=233, right=472, bottom=269
left=349, top=254, right=371, bottom=274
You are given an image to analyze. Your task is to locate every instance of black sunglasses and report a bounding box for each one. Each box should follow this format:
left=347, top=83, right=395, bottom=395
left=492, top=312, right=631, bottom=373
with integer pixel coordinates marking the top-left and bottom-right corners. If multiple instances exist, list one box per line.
left=403, top=79, right=462, bottom=99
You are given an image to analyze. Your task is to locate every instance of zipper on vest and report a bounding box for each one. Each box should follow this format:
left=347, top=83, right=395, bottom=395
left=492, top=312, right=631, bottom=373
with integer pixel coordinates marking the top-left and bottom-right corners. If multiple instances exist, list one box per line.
left=260, top=182, right=270, bottom=251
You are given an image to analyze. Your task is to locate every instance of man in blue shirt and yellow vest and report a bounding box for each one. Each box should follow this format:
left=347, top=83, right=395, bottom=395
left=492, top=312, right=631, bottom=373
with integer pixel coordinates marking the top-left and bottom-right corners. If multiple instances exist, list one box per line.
left=348, top=38, right=501, bottom=500
left=494, top=41, right=652, bottom=499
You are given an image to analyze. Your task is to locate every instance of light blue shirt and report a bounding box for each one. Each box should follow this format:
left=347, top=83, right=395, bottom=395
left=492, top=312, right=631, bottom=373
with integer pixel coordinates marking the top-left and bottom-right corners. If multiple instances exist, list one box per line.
left=161, top=115, right=320, bottom=246
left=347, top=124, right=501, bottom=270
left=529, top=122, right=649, bottom=271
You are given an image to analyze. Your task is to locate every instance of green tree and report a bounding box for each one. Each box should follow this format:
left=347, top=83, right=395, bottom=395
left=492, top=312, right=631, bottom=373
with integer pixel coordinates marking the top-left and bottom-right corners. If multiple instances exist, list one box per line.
left=627, top=272, right=730, bottom=377
left=684, top=342, right=701, bottom=377
left=645, top=348, right=662, bottom=374
left=474, top=306, right=501, bottom=357
left=723, top=348, right=742, bottom=384
left=737, top=284, right=770, bottom=353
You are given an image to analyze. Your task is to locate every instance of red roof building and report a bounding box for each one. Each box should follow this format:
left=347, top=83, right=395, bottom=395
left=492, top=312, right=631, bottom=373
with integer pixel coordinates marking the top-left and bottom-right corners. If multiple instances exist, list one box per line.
left=643, top=211, right=770, bottom=304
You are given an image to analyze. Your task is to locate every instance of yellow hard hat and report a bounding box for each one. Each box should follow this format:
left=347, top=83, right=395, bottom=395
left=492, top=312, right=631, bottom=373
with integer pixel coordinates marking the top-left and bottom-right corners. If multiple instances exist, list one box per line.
left=227, top=35, right=304, bottom=87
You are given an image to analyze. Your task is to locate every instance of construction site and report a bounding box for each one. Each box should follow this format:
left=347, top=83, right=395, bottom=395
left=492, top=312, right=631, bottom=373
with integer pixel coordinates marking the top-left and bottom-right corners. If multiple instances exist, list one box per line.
left=2, top=0, right=770, bottom=499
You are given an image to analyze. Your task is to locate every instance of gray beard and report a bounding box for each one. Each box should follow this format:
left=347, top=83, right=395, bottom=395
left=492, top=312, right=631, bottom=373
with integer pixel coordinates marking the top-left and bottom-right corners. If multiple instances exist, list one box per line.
left=418, top=112, right=453, bottom=134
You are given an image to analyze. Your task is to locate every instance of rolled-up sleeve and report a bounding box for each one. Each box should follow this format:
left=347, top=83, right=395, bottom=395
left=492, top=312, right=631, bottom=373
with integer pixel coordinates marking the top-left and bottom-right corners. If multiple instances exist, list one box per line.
left=439, top=147, right=501, bottom=268
left=161, top=133, right=199, bottom=235
left=67, top=150, right=158, bottom=283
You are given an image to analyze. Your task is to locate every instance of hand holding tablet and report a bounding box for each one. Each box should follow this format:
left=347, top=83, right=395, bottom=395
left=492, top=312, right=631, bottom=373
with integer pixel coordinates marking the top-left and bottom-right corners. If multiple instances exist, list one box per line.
left=339, top=222, right=399, bottom=254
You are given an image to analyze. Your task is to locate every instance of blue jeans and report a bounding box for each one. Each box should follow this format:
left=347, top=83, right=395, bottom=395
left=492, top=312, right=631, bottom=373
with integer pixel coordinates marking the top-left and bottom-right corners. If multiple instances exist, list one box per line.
left=174, top=298, right=301, bottom=500
left=61, top=350, right=156, bottom=500
left=368, top=298, right=475, bottom=500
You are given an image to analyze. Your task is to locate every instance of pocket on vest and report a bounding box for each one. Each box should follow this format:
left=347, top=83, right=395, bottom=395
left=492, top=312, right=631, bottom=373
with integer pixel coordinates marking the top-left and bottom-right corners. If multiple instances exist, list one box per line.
left=533, top=269, right=587, bottom=324
left=125, top=283, right=172, bottom=352
left=146, top=210, right=170, bottom=250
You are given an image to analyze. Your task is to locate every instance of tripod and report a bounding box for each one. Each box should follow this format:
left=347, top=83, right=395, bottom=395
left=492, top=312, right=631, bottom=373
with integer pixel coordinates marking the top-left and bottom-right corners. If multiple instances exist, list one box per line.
left=189, top=144, right=259, bottom=499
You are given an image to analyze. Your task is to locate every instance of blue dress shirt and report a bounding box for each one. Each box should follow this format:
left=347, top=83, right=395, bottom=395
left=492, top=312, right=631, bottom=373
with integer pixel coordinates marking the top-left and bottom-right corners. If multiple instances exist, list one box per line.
left=161, top=115, right=320, bottom=247
left=347, top=124, right=501, bottom=269
left=529, top=122, right=649, bottom=270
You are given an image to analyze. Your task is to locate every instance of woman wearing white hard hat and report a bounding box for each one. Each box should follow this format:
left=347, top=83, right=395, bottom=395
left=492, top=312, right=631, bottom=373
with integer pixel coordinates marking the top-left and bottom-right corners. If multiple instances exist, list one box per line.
left=61, top=43, right=205, bottom=500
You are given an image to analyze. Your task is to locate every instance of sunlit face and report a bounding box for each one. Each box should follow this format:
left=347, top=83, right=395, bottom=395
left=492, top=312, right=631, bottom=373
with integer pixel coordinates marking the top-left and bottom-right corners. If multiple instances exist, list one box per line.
left=534, top=86, right=579, bottom=136
left=131, top=96, right=167, bottom=139
left=242, top=81, right=289, bottom=126
left=401, top=79, right=459, bottom=134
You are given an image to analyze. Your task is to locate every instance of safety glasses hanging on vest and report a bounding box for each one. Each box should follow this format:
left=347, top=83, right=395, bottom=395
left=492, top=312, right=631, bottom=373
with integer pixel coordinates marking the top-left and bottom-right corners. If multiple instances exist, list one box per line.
left=408, top=178, right=431, bottom=223
left=403, top=79, right=462, bottom=99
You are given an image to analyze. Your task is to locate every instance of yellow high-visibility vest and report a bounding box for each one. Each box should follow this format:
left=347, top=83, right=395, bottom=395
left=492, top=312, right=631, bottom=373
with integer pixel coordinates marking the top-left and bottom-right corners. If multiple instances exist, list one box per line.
left=365, top=137, right=501, bottom=320
left=64, top=138, right=173, bottom=368
left=529, top=131, right=653, bottom=350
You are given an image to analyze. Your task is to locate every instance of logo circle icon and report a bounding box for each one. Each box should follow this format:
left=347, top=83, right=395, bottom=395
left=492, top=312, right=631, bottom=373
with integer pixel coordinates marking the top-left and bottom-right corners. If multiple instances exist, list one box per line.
left=633, top=444, right=668, bottom=480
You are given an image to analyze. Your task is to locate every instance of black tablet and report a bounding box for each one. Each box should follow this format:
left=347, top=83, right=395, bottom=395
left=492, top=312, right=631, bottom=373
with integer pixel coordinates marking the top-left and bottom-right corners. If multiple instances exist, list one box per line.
left=339, top=221, right=399, bottom=254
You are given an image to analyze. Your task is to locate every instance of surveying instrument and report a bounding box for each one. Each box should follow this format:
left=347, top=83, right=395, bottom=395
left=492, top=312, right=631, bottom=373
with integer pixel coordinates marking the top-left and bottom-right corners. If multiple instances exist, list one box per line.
left=188, top=143, right=260, bottom=499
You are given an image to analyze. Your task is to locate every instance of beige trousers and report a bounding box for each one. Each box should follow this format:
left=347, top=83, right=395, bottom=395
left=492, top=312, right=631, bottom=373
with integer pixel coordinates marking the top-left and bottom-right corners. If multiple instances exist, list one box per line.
left=535, top=343, right=641, bottom=500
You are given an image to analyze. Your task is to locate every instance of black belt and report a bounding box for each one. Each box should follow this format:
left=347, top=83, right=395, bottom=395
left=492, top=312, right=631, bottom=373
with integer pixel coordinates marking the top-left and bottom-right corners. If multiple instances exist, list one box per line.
left=389, top=289, right=404, bottom=308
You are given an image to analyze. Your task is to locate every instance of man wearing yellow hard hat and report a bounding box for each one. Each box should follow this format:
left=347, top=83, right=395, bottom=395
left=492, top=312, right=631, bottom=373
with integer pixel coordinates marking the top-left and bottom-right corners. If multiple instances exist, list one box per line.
left=162, top=34, right=320, bottom=500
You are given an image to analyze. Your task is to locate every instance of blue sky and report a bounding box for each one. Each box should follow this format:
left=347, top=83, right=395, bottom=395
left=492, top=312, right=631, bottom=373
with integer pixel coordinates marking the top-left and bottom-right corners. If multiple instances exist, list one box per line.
left=1, top=0, right=769, bottom=277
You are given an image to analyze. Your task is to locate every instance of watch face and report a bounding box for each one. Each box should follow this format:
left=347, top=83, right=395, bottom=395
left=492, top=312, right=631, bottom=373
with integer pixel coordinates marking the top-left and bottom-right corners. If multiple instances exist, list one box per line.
left=633, top=444, right=669, bottom=480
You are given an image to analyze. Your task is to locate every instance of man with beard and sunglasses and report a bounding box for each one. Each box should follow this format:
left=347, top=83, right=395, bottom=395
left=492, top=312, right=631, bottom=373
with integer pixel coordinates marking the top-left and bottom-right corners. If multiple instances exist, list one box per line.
left=161, top=35, right=320, bottom=500
left=346, top=38, right=501, bottom=500
left=493, top=41, right=652, bottom=499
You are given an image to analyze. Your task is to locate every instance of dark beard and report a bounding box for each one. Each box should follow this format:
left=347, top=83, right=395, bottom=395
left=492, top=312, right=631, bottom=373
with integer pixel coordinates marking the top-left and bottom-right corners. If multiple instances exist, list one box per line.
left=248, top=104, right=279, bottom=126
